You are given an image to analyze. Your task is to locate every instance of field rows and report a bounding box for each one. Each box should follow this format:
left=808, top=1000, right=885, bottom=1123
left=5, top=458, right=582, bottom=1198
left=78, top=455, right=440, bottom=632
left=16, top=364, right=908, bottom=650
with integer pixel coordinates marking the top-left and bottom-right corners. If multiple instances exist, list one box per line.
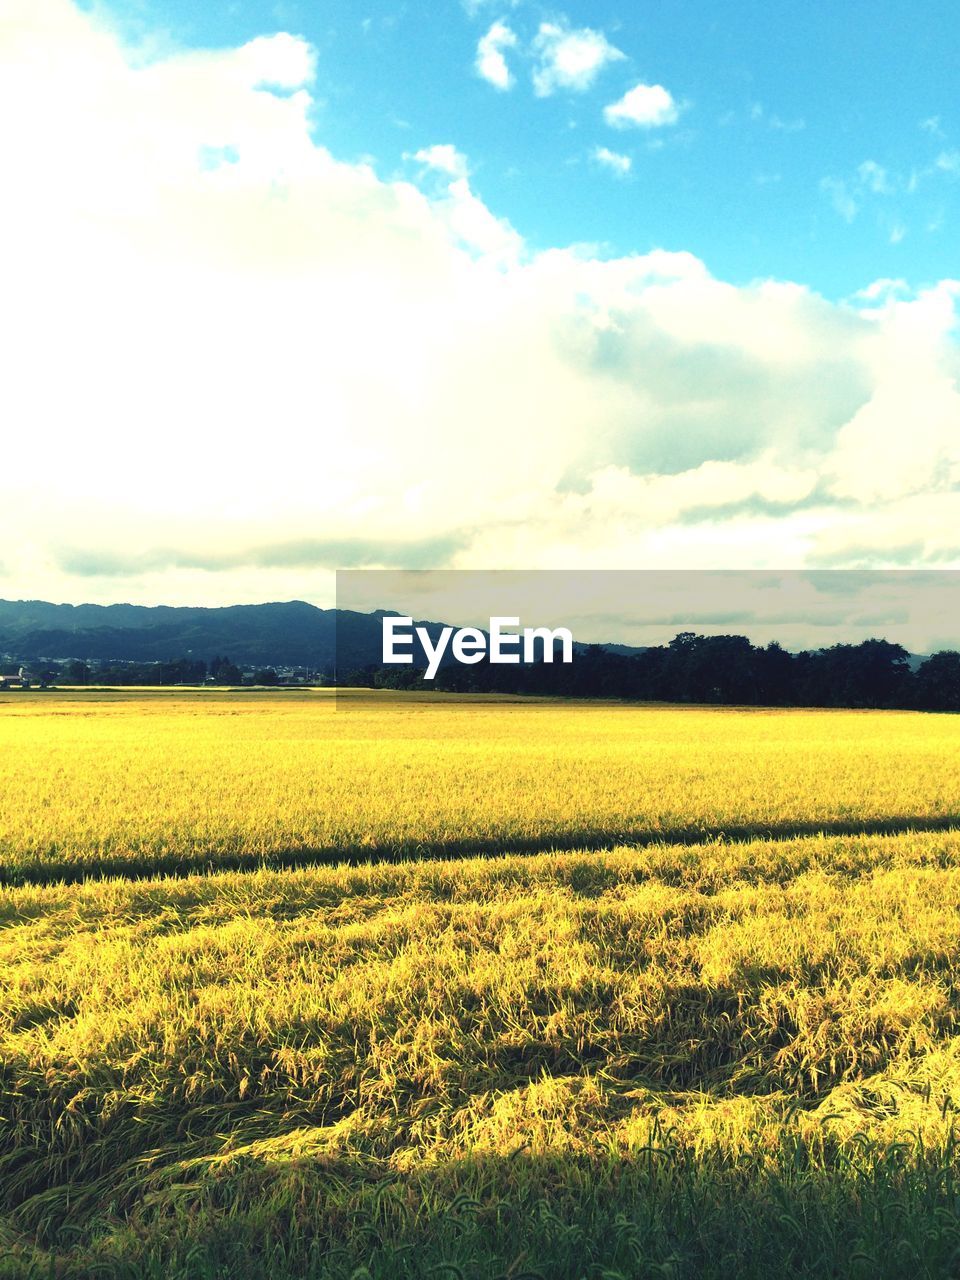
left=3, top=692, right=960, bottom=1276
left=1, top=691, right=960, bottom=881
left=2, top=830, right=960, bottom=1274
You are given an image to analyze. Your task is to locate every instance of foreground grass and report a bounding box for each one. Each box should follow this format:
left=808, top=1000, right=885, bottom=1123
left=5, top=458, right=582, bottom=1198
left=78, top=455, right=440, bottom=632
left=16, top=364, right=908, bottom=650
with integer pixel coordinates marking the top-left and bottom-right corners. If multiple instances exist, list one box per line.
left=1, top=690, right=960, bottom=880
left=6, top=832, right=960, bottom=1275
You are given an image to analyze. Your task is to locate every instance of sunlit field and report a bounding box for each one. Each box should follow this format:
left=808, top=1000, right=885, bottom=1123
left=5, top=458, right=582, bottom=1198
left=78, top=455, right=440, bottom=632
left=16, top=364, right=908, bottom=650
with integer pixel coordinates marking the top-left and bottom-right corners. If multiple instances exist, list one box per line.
left=2, top=689, right=960, bottom=881
left=3, top=691, right=960, bottom=1278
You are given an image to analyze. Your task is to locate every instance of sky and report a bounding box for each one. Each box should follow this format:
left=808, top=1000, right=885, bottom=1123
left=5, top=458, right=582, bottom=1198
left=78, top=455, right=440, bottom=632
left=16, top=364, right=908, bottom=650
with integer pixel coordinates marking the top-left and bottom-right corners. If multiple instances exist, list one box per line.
left=1, top=0, right=959, bottom=612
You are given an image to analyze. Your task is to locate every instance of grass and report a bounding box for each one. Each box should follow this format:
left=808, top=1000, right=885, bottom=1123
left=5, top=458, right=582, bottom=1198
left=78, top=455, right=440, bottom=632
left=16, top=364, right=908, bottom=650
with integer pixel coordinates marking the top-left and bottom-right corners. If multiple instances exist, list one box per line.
left=3, top=691, right=960, bottom=1276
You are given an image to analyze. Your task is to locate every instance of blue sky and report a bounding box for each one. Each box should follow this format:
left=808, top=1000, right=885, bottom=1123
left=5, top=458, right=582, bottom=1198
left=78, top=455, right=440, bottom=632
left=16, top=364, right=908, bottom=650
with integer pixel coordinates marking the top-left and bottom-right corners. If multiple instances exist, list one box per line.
left=89, top=0, right=960, bottom=299
left=1, top=1, right=959, bottom=607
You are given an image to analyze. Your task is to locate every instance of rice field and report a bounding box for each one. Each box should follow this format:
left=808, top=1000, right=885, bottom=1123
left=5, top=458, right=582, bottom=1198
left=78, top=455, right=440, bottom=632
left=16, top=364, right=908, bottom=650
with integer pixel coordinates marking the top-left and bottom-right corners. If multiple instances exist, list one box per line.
left=3, top=690, right=960, bottom=1277
left=1, top=689, right=960, bottom=880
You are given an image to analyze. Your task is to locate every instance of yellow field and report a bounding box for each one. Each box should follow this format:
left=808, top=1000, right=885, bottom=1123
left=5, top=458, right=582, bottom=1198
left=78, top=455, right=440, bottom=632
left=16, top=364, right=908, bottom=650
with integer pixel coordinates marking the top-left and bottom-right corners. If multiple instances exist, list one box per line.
left=1, top=689, right=959, bottom=879
left=3, top=691, right=960, bottom=1278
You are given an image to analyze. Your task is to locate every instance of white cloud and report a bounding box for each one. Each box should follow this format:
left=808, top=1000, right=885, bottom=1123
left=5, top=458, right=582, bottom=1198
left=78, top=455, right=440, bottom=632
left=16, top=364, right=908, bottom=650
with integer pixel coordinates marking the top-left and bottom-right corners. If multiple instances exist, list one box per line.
left=819, top=282, right=960, bottom=534
left=462, top=0, right=519, bottom=14
left=410, top=145, right=520, bottom=263
left=604, top=82, right=679, bottom=129
left=749, top=102, right=805, bottom=132
left=411, top=143, right=470, bottom=179
left=855, top=278, right=910, bottom=302
left=592, top=146, right=631, bottom=176
left=858, top=160, right=892, bottom=194
left=820, top=176, right=858, bottom=222
left=235, top=32, right=317, bottom=88
left=475, top=20, right=517, bottom=91
left=827, top=289, right=960, bottom=505
left=767, top=113, right=804, bottom=133
left=2, top=0, right=960, bottom=605
left=825, top=150, right=958, bottom=226
left=531, top=21, right=625, bottom=97
left=436, top=177, right=523, bottom=263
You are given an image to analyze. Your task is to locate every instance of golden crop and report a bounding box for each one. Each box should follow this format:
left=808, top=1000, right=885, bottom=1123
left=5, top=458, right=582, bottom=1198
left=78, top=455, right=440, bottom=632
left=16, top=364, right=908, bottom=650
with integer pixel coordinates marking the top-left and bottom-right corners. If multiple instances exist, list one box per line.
left=2, top=690, right=960, bottom=1277
left=0, top=689, right=959, bottom=879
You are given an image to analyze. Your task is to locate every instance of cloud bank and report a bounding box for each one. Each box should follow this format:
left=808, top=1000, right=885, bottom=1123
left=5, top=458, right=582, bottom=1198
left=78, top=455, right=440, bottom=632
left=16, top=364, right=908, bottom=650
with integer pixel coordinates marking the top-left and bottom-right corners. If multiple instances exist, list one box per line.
left=1, top=0, right=959, bottom=607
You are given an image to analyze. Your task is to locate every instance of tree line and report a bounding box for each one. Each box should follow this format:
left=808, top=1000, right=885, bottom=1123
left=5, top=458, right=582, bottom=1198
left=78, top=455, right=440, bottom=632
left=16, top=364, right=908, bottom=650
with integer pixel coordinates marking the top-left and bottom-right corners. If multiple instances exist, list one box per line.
left=29, top=656, right=283, bottom=686
left=352, top=633, right=960, bottom=711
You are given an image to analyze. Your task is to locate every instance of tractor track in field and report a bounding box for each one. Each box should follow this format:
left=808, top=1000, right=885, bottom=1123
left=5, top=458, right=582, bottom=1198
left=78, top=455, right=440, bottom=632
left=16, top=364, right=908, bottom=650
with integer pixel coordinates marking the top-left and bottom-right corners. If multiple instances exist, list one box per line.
left=2, top=814, right=960, bottom=888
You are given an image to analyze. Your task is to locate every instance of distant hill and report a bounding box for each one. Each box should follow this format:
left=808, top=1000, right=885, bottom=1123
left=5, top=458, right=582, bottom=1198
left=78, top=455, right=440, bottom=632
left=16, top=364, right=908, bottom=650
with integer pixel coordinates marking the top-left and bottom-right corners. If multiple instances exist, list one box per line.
left=0, top=600, right=386, bottom=672
left=0, top=599, right=642, bottom=673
